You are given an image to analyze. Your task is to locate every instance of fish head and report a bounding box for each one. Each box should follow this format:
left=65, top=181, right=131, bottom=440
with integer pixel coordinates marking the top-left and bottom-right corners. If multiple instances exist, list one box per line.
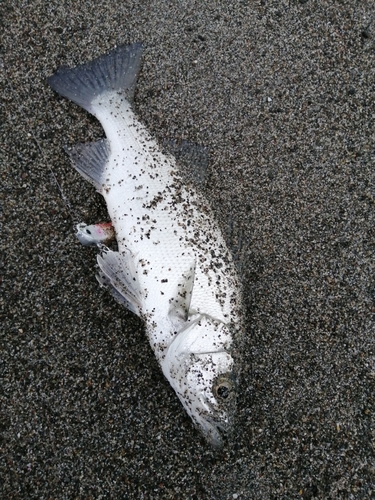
left=162, top=314, right=237, bottom=446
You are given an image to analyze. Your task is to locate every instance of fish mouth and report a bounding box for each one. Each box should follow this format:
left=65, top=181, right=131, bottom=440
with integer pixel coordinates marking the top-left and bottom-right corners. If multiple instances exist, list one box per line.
left=183, top=371, right=236, bottom=447
left=193, top=395, right=233, bottom=447
left=196, top=413, right=230, bottom=448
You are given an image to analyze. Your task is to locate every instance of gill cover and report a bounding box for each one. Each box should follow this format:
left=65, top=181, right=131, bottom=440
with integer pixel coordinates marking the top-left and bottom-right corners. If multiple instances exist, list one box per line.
left=161, top=315, right=235, bottom=446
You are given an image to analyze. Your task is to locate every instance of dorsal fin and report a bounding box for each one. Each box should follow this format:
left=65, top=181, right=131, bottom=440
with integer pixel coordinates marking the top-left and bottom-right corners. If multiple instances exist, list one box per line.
left=165, top=140, right=209, bottom=188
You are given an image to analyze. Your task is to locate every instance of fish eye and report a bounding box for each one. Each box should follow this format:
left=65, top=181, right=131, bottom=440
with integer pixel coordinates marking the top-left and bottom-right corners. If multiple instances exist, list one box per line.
left=213, top=376, right=234, bottom=400
left=217, top=384, right=231, bottom=399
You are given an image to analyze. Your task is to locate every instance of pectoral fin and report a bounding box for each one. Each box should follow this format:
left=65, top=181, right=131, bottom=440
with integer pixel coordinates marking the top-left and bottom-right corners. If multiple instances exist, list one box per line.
left=168, top=258, right=196, bottom=321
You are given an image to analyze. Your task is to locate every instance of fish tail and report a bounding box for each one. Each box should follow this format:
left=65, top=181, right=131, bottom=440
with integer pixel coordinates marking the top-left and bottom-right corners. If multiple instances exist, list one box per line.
left=47, top=43, right=143, bottom=114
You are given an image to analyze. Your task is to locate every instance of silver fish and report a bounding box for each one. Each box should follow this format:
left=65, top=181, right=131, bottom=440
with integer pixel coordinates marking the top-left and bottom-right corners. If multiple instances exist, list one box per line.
left=48, top=43, right=243, bottom=446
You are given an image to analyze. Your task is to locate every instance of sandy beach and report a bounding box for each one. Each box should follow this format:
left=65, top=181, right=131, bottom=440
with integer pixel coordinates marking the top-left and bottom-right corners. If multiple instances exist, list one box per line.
left=1, top=1, right=374, bottom=498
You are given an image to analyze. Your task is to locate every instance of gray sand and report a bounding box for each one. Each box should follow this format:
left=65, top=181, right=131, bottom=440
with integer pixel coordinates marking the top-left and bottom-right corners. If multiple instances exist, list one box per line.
left=1, top=1, right=374, bottom=498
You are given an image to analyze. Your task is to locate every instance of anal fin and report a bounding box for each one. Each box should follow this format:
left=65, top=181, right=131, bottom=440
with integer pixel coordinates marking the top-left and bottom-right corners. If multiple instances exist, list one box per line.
left=64, top=139, right=110, bottom=191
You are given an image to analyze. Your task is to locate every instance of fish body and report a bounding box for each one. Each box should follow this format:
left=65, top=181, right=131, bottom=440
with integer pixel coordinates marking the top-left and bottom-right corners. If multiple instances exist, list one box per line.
left=48, top=44, right=243, bottom=445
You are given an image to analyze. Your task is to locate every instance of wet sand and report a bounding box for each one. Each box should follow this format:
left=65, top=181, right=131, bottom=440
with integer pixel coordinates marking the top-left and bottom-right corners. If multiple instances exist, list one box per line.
left=1, top=1, right=374, bottom=498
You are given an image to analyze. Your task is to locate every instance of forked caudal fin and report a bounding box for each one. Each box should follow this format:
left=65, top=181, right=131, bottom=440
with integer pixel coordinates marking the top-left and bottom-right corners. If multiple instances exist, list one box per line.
left=47, top=43, right=143, bottom=114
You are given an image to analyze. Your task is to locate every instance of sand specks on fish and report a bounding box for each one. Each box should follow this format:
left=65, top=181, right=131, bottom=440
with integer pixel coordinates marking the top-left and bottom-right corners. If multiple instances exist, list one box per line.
left=48, top=43, right=243, bottom=446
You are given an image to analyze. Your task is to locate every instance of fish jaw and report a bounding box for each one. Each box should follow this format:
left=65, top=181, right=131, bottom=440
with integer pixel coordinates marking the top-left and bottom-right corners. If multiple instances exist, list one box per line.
left=160, top=315, right=236, bottom=446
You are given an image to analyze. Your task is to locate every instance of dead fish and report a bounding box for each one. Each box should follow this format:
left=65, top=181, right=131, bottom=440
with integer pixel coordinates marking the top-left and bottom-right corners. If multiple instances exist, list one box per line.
left=47, top=43, right=243, bottom=446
